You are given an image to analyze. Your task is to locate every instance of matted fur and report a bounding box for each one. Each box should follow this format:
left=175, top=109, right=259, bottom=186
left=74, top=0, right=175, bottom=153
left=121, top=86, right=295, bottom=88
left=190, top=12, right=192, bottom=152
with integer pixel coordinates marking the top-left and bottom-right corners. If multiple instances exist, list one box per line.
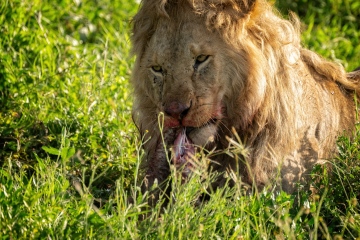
left=131, top=0, right=360, bottom=201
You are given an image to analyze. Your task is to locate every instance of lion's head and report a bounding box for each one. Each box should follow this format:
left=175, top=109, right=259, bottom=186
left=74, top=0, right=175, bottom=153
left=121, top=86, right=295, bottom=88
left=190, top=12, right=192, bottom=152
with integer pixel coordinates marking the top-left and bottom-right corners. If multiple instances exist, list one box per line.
left=131, top=0, right=359, bottom=198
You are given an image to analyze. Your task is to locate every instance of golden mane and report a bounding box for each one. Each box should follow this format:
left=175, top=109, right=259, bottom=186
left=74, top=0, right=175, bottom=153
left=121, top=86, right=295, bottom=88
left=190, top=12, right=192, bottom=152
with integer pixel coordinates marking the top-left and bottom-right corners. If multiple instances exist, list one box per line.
left=131, top=0, right=360, bottom=199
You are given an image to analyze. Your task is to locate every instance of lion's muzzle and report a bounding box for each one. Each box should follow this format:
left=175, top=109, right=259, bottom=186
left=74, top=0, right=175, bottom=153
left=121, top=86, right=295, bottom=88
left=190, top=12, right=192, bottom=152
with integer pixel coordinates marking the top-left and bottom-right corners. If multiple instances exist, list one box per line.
left=164, top=101, right=191, bottom=120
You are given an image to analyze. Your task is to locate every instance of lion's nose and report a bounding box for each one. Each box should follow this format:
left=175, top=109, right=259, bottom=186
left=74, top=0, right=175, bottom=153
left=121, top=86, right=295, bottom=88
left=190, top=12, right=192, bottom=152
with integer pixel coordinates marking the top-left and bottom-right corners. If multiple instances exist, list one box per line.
left=164, top=101, right=191, bottom=120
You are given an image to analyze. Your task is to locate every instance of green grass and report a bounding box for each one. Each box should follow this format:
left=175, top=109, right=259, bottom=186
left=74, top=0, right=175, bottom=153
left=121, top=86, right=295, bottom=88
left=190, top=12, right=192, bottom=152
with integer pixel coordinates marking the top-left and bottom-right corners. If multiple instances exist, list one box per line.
left=0, top=0, right=359, bottom=239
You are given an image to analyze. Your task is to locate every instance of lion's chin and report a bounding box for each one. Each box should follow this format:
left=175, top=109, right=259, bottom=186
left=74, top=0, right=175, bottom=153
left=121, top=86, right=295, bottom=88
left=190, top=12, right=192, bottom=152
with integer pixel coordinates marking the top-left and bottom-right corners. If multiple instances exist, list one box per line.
left=172, top=122, right=218, bottom=180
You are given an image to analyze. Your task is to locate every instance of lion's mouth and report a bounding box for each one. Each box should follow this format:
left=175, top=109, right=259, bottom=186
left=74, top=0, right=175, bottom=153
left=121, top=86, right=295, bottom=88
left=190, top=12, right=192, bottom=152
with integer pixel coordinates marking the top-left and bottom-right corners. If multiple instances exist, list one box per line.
left=172, top=119, right=218, bottom=180
left=172, top=128, right=195, bottom=180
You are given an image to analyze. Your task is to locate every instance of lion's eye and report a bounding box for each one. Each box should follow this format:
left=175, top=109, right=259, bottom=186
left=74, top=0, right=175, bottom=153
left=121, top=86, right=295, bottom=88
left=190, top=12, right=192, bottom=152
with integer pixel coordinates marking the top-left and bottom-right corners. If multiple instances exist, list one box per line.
left=196, top=55, right=209, bottom=63
left=151, top=66, right=163, bottom=73
left=194, top=55, right=210, bottom=69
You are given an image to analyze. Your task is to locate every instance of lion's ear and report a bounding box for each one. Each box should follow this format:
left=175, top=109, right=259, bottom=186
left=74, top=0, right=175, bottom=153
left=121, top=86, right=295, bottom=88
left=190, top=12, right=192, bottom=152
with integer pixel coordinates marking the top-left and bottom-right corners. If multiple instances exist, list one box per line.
left=191, top=0, right=257, bottom=18
left=207, top=0, right=256, bottom=14
left=190, top=0, right=258, bottom=32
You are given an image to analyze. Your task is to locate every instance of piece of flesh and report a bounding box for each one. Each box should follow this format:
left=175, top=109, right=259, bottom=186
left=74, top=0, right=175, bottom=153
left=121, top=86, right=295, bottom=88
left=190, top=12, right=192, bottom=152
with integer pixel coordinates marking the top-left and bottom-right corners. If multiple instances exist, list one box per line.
left=172, top=128, right=195, bottom=180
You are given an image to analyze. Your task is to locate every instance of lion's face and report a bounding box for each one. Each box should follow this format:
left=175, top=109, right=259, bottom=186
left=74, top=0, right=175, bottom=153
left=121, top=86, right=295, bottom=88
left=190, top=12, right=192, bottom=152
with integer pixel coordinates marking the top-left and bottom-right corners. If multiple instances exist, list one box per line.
left=136, top=14, right=232, bottom=147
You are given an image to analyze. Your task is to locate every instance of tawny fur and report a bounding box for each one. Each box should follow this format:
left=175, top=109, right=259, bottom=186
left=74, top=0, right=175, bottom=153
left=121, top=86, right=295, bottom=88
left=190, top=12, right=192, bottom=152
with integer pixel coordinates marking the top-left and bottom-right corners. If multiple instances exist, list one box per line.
left=131, top=0, right=360, bottom=202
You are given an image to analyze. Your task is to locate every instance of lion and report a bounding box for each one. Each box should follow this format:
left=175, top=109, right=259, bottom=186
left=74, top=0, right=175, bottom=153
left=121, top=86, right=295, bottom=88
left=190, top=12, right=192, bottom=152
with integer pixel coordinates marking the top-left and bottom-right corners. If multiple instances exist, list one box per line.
left=130, top=0, right=360, bottom=204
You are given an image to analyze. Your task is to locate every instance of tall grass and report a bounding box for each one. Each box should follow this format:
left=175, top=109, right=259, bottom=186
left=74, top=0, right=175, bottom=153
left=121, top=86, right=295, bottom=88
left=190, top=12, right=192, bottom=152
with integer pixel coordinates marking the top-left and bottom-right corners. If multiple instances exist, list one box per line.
left=0, top=0, right=359, bottom=238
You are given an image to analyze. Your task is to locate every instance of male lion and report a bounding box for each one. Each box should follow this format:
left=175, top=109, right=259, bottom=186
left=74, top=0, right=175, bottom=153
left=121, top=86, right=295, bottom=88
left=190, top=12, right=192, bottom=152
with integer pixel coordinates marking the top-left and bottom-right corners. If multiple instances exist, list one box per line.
left=130, top=0, right=360, bottom=204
